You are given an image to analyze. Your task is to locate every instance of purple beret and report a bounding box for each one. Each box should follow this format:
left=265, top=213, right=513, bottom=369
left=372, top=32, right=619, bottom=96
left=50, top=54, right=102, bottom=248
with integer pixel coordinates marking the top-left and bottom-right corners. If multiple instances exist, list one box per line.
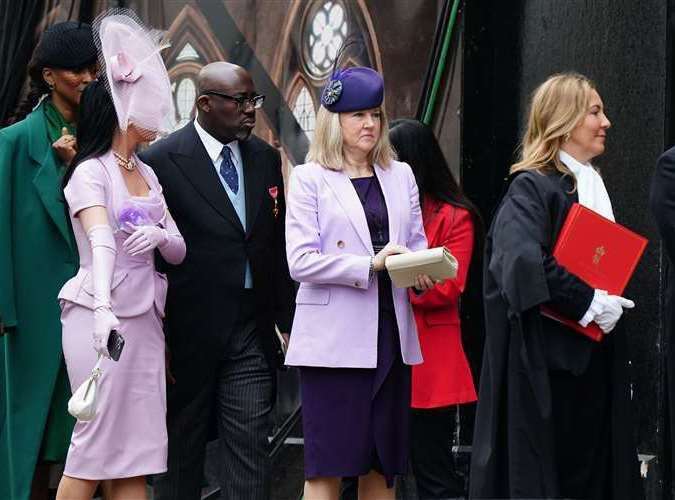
left=321, top=67, right=384, bottom=113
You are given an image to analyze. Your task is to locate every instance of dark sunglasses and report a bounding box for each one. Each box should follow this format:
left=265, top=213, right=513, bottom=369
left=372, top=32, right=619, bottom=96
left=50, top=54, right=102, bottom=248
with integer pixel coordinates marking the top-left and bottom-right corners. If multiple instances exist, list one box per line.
left=203, top=91, right=265, bottom=110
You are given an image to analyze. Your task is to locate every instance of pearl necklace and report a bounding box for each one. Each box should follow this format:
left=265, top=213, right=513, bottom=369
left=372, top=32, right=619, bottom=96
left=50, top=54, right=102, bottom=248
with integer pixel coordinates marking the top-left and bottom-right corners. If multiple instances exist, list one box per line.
left=113, top=152, right=136, bottom=172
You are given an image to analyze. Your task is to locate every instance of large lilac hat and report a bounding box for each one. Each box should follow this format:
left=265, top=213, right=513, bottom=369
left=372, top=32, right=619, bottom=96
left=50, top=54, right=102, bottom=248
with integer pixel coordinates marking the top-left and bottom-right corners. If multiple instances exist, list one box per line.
left=321, top=66, right=384, bottom=113
left=94, top=9, right=174, bottom=135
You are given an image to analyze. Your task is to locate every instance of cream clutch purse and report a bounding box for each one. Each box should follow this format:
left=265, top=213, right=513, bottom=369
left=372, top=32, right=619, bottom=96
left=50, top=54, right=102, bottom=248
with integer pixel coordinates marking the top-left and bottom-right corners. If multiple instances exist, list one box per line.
left=385, top=247, right=458, bottom=288
left=68, top=355, right=103, bottom=421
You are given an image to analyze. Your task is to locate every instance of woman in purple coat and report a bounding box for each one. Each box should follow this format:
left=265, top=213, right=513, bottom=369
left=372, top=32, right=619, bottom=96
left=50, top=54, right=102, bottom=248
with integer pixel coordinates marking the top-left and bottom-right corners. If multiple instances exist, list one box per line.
left=285, top=65, right=433, bottom=499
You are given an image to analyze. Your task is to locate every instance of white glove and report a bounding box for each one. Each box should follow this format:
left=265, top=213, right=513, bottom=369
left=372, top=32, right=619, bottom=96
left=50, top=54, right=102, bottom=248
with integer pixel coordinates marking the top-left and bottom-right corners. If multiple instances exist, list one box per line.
left=579, top=289, right=635, bottom=334
left=373, top=242, right=410, bottom=271
left=88, top=225, right=119, bottom=357
left=123, top=224, right=168, bottom=256
left=596, top=294, right=634, bottom=333
left=93, top=306, right=119, bottom=357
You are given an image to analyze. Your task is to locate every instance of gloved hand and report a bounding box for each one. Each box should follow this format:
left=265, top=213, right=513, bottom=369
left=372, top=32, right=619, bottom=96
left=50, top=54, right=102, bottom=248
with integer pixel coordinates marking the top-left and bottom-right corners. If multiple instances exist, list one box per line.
left=580, top=289, right=635, bottom=334
left=93, top=306, right=119, bottom=357
left=595, top=294, right=634, bottom=333
left=156, top=209, right=186, bottom=265
left=372, top=242, right=409, bottom=271
left=88, top=224, right=118, bottom=357
left=123, top=224, right=168, bottom=256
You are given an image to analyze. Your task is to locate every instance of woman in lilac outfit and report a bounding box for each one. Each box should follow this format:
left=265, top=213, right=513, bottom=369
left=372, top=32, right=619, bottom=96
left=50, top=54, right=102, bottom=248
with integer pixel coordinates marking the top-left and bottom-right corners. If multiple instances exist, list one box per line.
left=285, top=65, right=433, bottom=500
left=56, top=10, right=184, bottom=500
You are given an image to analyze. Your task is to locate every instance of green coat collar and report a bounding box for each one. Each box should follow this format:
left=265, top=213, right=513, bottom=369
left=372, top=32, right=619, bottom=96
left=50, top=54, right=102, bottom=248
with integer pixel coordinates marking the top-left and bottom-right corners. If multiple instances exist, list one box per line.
left=26, top=103, right=74, bottom=252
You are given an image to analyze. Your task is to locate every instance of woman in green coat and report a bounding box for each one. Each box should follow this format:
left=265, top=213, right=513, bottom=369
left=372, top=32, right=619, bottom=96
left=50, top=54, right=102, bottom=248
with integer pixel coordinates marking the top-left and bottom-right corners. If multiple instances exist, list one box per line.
left=0, top=22, right=97, bottom=500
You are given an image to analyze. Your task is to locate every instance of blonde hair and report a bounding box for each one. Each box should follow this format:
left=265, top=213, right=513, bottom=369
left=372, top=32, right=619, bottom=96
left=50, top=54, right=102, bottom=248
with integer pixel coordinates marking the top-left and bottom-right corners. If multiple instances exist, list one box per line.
left=511, top=72, right=597, bottom=181
left=306, top=106, right=396, bottom=170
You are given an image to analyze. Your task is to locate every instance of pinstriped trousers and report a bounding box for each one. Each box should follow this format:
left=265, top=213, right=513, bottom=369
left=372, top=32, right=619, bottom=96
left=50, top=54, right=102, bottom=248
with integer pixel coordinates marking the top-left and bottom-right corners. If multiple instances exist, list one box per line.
left=153, top=295, right=273, bottom=500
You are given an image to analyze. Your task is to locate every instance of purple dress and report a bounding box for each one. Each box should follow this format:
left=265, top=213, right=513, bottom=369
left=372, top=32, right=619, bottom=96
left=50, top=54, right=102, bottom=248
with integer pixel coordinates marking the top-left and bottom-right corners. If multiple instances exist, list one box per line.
left=299, top=175, right=411, bottom=486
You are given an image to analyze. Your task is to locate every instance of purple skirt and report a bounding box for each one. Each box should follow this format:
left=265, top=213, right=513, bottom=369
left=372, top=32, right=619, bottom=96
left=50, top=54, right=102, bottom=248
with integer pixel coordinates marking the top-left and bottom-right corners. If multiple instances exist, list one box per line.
left=299, top=304, right=411, bottom=485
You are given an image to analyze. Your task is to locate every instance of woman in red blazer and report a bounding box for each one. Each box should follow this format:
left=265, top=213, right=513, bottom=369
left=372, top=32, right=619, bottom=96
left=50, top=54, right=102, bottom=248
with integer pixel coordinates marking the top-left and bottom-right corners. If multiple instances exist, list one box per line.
left=390, top=119, right=482, bottom=499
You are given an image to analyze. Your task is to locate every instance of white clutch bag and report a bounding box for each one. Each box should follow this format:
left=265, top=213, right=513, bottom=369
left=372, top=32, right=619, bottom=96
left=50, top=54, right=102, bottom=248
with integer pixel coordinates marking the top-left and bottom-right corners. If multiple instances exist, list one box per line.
left=385, top=246, right=458, bottom=288
left=67, top=355, right=103, bottom=421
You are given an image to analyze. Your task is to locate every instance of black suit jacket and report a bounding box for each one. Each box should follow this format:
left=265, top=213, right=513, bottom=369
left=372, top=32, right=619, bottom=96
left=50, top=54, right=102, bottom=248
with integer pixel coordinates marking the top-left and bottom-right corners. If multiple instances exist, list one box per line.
left=141, top=123, right=295, bottom=384
left=650, top=146, right=675, bottom=481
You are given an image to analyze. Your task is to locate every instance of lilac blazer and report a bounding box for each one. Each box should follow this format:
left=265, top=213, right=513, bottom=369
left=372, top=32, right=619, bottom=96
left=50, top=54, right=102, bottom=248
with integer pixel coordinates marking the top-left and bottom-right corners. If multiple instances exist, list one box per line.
left=284, top=160, right=428, bottom=368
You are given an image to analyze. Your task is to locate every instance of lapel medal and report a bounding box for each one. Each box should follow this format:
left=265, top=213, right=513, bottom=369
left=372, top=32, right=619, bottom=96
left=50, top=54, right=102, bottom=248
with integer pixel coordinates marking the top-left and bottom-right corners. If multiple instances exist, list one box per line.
left=268, top=186, right=279, bottom=218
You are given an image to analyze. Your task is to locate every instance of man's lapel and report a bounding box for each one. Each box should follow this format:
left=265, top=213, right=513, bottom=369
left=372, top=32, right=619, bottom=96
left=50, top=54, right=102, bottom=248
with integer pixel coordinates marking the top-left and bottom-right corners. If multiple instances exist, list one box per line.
left=241, top=139, right=264, bottom=238
left=168, top=123, right=244, bottom=233
left=321, top=167, right=374, bottom=255
left=28, top=107, right=75, bottom=252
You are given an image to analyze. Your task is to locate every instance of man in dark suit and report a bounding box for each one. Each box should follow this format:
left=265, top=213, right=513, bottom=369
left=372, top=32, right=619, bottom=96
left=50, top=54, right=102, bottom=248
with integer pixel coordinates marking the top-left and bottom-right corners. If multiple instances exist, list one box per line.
left=141, top=61, right=295, bottom=500
left=651, top=146, right=675, bottom=489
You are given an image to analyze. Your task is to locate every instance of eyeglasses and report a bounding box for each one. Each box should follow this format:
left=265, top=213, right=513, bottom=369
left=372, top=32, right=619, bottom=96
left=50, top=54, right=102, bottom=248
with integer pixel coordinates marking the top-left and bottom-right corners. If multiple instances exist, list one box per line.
left=203, top=91, right=265, bottom=110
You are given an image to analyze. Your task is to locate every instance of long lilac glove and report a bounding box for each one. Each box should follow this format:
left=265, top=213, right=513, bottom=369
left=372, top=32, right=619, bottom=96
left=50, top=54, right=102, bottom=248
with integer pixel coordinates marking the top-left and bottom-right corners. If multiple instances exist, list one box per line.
left=88, top=224, right=120, bottom=358
left=122, top=211, right=185, bottom=264
left=157, top=209, right=186, bottom=265
left=123, top=224, right=167, bottom=256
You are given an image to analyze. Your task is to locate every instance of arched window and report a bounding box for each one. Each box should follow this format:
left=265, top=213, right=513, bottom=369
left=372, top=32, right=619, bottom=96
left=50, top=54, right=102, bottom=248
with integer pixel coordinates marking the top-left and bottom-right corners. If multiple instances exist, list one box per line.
left=176, top=43, right=200, bottom=62
left=174, top=77, right=196, bottom=130
left=304, top=0, right=348, bottom=78
left=292, top=85, right=316, bottom=140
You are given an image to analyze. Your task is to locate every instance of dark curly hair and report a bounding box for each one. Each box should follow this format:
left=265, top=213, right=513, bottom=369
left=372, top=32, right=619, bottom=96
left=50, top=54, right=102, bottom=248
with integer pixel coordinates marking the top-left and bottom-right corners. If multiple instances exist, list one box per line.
left=7, top=54, right=52, bottom=125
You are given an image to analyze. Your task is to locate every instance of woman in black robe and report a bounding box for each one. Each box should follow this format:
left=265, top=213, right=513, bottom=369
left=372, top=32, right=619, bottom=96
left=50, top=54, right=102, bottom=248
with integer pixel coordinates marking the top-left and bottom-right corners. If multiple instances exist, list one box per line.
left=469, top=73, right=643, bottom=500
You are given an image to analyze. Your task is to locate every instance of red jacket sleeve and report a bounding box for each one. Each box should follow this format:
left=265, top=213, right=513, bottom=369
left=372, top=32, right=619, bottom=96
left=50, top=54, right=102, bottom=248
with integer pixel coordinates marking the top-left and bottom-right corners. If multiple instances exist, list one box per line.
left=409, top=205, right=474, bottom=310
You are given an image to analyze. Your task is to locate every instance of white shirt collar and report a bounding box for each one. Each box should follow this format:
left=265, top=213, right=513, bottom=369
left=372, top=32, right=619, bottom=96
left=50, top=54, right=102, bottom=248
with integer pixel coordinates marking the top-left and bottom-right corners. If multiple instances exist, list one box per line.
left=193, top=118, right=241, bottom=167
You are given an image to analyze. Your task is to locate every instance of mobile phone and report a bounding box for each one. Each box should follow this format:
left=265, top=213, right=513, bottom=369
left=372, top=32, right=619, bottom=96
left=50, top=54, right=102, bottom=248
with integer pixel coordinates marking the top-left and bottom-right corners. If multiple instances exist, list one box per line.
left=107, top=329, right=125, bottom=362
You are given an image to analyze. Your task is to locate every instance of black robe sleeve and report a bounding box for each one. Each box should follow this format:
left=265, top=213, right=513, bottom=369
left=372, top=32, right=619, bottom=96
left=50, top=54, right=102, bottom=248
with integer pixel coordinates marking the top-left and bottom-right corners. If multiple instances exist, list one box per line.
left=489, top=173, right=594, bottom=320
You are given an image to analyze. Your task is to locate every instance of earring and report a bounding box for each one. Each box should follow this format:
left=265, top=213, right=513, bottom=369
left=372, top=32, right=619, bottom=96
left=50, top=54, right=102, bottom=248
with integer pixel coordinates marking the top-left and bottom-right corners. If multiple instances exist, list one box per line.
left=47, top=82, right=54, bottom=91
left=563, top=132, right=571, bottom=142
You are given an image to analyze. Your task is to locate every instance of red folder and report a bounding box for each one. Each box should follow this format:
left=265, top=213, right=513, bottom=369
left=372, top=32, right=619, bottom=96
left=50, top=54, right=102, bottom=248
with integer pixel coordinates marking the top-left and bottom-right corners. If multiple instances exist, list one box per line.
left=541, top=203, right=647, bottom=341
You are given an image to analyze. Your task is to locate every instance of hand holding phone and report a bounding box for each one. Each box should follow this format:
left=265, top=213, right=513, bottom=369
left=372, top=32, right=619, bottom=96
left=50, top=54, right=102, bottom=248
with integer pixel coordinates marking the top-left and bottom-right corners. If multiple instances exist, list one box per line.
left=107, top=329, right=125, bottom=361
